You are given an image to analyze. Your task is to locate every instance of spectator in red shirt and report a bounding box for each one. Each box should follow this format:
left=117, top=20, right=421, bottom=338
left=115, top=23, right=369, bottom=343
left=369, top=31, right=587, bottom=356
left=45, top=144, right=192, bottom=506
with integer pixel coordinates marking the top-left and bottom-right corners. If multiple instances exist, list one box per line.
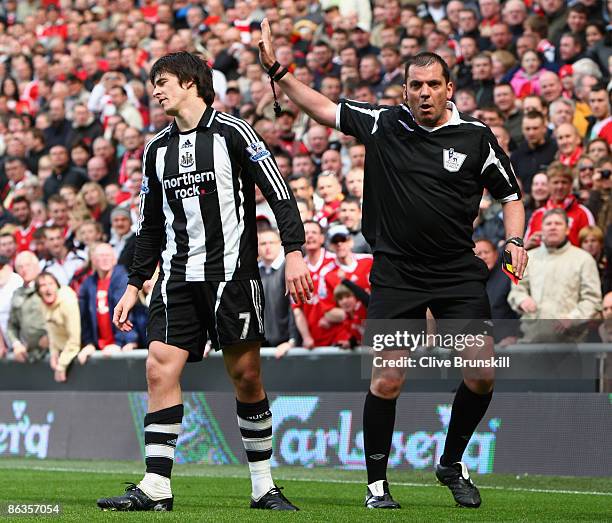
left=11, top=196, right=38, bottom=253
left=77, top=242, right=140, bottom=364
left=314, top=171, right=344, bottom=226
left=280, top=221, right=336, bottom=357
left=332, top=283, right=367, bottom=349
left=526, top=161, right=595, bottom=249
left=554, top=123, right=583, bottom=167
left=318, top=225, right=372, bottom=329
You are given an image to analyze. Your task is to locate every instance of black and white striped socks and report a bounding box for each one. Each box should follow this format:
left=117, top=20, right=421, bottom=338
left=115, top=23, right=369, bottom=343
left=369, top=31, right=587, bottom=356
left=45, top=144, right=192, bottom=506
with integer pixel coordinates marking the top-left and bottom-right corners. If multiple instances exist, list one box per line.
left=138, top=404, right=183, bottom=500
left=236, top=396, right=275, bottom=500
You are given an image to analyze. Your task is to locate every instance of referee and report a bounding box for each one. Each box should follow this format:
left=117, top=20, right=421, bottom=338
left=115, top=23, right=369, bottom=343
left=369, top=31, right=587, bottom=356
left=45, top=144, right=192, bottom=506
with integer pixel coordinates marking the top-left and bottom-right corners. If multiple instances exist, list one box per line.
left=259, top=21, right=528, bottom=509
left=97, top=52, right=312, bottom=511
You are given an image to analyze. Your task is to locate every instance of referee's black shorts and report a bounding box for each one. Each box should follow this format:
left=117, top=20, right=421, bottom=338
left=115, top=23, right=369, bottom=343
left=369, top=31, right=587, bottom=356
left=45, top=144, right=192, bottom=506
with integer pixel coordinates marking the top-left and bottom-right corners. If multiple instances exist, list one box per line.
left=147, top=278, right=265, bottom=361
left=367, top=253, right=492, bottom=335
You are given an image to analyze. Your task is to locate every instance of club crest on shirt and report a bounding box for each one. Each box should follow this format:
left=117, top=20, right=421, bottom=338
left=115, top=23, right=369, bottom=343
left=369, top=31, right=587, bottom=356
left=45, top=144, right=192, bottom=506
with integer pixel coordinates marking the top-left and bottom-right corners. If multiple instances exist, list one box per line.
left=140, top=175, right=150, bottom=194
left=180, top=151, right=194, bottom=168
left=442, top=148, right=467, bottom=172
left=246, top=141, right=271, bottom=162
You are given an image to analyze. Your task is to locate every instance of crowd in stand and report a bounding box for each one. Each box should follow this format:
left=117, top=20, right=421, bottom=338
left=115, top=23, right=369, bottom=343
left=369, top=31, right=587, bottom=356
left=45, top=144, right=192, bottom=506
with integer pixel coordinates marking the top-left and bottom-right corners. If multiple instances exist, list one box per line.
left=0, top=0, right=611, bottom=381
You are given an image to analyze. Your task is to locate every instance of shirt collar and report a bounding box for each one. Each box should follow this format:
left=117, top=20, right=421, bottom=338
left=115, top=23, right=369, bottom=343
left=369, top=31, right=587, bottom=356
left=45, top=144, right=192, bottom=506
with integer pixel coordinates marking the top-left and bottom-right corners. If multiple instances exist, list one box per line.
left=399, top=101, right=460, bottom=132
left=169, top=105, right=216, bottom=136
left=418, top=101, right=460, bottom=132
left=259, top=251, right=285, bottom=272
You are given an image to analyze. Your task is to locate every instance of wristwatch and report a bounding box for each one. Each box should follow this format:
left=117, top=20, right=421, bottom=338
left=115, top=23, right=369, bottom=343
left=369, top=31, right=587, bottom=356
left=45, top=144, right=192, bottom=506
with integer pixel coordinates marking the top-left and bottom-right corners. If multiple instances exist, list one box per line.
left=505, top=237, right=524, bottom=248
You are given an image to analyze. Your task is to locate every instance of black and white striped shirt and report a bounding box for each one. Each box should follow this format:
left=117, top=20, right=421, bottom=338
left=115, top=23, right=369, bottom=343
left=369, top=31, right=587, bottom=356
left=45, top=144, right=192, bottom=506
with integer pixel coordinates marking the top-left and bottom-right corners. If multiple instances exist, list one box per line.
left=128, top=105, right=303, bottom=288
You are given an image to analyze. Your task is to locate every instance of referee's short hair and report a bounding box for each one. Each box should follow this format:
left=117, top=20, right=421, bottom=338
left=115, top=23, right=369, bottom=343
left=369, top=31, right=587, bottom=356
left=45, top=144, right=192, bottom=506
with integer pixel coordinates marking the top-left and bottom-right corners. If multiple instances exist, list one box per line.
left=404, top=52, right=450, bottom=84
left=150, top=51, right=215, bottom=105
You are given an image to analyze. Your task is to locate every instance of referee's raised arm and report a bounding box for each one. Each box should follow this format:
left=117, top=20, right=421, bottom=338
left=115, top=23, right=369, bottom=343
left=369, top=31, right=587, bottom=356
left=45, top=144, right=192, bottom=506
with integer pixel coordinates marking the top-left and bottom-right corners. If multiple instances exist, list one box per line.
left=258, top=19, right=337, bottom=129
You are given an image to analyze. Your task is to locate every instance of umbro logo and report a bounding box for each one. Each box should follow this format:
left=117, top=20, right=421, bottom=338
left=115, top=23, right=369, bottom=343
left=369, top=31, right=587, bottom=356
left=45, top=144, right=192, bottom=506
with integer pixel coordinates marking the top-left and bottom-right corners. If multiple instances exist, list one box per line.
left=167, top=438, right=177, bottom=446
left=181, top=139, right=192, bottom=149
left=369, top=454, right=386, bottom=460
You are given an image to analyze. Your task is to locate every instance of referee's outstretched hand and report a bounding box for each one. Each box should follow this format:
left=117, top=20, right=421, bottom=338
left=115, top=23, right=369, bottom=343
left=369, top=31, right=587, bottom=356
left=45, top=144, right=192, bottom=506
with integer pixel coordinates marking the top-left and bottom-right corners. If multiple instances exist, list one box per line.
left=113, top=285, right=138, bottom=332
left=506, top=242, right=528, bottom=280
left=258, top=18, right=276, bottom=70
left=285, top=251, right=314, bottom=305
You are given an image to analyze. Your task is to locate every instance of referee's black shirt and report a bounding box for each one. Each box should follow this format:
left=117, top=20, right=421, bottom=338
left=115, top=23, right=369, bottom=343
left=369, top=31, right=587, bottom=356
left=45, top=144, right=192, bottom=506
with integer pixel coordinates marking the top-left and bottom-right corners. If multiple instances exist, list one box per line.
left=336, top=100, right=521, bottom=282
left=128, top=105, right=303, bottom=288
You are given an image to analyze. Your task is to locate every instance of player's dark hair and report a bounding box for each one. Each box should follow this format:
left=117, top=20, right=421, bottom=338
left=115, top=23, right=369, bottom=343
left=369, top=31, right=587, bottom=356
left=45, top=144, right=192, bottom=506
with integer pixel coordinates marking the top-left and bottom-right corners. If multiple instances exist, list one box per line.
left=150, top=51, right=215, bottom=105
left=404, top=52, right=450, bottom=84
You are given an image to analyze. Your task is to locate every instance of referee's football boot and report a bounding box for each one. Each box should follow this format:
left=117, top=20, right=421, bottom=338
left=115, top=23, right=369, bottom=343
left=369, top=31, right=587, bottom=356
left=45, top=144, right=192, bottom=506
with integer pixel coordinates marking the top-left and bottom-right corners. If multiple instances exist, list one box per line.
left=435, top=461, right=482, bottom=508
left=364, top=480, right=401, bottom=509
left=250, top=486, right=299, bottom=511
left=96, top=483, right=173, bottom=511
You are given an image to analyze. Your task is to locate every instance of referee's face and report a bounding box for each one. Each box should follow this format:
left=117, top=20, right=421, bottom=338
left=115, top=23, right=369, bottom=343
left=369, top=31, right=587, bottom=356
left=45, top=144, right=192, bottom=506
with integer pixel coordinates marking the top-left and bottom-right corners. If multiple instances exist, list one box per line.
left=404, top=63, right=453, bottom=127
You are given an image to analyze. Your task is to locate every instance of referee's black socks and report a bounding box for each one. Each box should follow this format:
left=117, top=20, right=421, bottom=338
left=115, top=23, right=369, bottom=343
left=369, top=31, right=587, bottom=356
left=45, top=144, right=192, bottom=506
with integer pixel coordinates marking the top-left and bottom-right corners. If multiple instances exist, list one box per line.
left=440, top=381, right=493, bottom=466
left=363, top=390, right=397, bottom=484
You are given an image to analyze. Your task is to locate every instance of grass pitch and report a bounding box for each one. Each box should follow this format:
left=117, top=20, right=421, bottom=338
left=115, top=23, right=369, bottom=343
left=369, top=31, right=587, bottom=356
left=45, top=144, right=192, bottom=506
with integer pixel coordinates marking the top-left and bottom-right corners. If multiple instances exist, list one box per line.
left=0, top=458, right=610, bottom=522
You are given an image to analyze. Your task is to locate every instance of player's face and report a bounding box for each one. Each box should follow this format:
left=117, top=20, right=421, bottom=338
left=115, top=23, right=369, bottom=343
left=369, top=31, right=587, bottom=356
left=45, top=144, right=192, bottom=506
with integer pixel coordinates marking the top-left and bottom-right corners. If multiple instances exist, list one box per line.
left=152, top=72, right=192, bottom=116
left=404, top=62, right=453, bottom=127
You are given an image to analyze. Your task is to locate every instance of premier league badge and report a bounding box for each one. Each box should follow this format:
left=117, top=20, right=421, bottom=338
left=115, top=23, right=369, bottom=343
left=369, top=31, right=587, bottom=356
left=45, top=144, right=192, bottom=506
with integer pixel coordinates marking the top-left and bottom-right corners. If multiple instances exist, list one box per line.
left=443, top=148, right=467, bottom=173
